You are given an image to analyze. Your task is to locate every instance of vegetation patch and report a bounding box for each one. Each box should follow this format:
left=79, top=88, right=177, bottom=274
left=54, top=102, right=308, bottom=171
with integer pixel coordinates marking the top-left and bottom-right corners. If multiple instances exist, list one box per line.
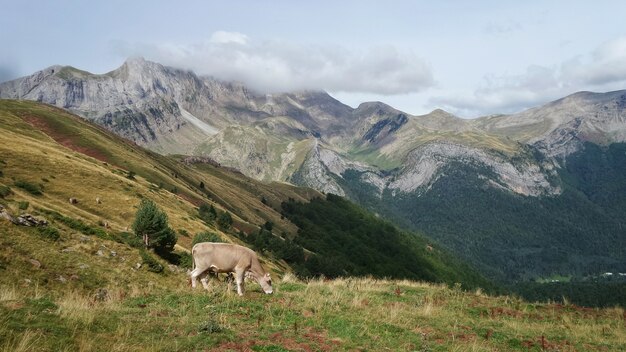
left=14, top=180, right=43, bottom=195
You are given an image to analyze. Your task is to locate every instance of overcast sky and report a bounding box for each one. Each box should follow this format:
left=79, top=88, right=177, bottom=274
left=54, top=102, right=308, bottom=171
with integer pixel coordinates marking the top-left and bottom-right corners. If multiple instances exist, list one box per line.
left=2, top=0, right=626, bottom=117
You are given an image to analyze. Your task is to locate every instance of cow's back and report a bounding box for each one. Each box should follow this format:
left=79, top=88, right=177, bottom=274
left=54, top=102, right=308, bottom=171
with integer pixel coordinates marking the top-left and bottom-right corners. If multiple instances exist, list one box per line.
left=192, top=242, right=255, bottom=272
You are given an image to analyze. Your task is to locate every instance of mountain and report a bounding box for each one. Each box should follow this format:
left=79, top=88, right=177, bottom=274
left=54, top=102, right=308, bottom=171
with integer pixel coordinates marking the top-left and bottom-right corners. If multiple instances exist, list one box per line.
left=3, top=59, right=626, bottom=282
left=0, top=99, right=490, bottom=289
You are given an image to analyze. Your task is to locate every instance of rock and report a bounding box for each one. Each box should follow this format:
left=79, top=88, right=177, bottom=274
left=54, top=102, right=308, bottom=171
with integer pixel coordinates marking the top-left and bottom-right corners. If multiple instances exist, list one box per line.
left=70, top=274, right=80, bottom=281
left=69, top=197, right=78, bottom=204
left=28, top=258, right=41, bottom=268
left=110, top=250, right=117, bottom=257
left=135, top=263, right=142, bottom=269
left=96, top=197, right=102, bottom=204
left=79, top=235, right=91, bottom=243
left=61, top=248, right=74, bottom=253
left=13, top=213, right=48, bottom=227
left=93, top=288, right=109, bottom=302
left=57, top=275, right=67, bottom=283
left=78, top=263, right=89, bottom=269
left=96, top=250, right=105, bottom=257
left=0, top=209, right=15, bottom=223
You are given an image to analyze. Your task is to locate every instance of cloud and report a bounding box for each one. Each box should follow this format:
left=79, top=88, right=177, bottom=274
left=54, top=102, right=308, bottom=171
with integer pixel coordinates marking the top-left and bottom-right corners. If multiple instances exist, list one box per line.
left=431, top=36, right=626, bottom=117
left=209, top=31, right=249, bottom=45
left=112, top=31, right=434, bottom=95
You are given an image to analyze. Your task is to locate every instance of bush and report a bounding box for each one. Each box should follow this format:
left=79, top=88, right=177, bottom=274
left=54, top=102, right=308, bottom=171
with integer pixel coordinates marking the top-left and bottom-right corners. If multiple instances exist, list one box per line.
left=177, top=252, right=193, bottom=269
left=18, top=201, right=29, bottom=210
left=198, top=203, right=217, bottom=223
left=14, top=180, right=42, bottom=195
left=178, top=229, right=190, bottom=237
left=217, top=211, right=233, bottom=230
left=140, top=250, right=164, bottom=273
left=192, top=231, right=223, bottom=246
left=0, top=185, right=12, bottom=198
left=132, top=199, right=177, bottom=253
left=37, top=226, right=60, bottom=241
left=126, top=170, right=136, bottom=180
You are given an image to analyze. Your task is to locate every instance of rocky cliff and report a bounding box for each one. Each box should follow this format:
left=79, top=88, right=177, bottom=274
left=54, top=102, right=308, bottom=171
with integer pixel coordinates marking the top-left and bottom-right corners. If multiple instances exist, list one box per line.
left=2, top=58, right=625, bottom=199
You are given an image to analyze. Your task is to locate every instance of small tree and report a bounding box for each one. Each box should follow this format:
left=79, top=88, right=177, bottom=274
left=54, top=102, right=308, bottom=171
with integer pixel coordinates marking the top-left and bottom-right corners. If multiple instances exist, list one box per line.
left=132, top=199, right=177, bottom=253
left=198, top=203, right=217, bottom=223
left=217, top=211, right=233, bottom=230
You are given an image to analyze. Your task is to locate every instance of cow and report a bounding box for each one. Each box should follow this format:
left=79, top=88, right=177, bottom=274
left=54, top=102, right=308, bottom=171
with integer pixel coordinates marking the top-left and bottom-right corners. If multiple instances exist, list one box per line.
left=190, top=242, right=273, bottom=296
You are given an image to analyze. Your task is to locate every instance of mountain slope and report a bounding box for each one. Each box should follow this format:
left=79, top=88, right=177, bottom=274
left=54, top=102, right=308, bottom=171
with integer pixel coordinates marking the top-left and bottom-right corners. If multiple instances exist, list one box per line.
left=0, top=99, right=488, bottom=288
left=3, top=60, right=626, bottom=285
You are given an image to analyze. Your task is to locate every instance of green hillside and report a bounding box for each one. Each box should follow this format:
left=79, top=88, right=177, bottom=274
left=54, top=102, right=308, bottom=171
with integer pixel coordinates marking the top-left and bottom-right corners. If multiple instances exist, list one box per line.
left=0, top=99, right=489, bottom=286
left=1, top=100, right=625, bottom=350
left=336, top=143, right=626, bottom=306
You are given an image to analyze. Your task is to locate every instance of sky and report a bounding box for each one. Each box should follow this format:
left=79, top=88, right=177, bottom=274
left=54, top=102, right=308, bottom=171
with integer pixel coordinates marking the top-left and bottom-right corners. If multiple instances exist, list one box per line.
left=1, top=0, right=626, bottom=117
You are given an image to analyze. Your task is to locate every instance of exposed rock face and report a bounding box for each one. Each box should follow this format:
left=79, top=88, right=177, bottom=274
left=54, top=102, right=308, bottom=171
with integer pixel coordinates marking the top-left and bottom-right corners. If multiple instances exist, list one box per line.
left=2, top=58, right=625, bottom=200
left=387, top=142, right=557, bottom=196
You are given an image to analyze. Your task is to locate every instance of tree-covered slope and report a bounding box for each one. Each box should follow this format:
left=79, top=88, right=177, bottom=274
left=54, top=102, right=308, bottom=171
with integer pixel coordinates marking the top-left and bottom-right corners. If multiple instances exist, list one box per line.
left=280, top=194, right=494, bottom=291
left=337, top=144, right=626, bottom=282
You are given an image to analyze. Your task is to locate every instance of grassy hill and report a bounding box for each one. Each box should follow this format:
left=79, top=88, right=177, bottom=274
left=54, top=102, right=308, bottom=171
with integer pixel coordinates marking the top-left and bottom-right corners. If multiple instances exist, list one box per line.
left=0, top=100, right=625, bottom=350
left=1, top=224, right=624, bottom=351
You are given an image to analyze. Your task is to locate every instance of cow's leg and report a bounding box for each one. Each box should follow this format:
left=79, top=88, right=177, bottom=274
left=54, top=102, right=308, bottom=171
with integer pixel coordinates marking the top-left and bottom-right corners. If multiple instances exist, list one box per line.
left=190, top=268, right=203, bottom=289
left=234, top=268, right=246, bottom=296
left=200, top=273, right=210, bottom=290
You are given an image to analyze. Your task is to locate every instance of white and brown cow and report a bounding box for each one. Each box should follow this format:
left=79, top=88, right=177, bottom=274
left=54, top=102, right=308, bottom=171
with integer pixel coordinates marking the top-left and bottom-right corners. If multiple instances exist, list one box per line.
left=190, top=242, right=273, bottom=296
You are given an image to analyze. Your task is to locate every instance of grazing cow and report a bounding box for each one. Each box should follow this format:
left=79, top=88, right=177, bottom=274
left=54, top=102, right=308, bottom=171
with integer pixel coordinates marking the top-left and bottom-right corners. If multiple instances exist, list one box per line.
left=190, top=242, right=273, bottom=296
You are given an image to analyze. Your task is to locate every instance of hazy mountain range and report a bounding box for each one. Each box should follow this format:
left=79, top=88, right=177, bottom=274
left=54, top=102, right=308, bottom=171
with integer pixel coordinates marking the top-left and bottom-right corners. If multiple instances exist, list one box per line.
left=2, top=57, right=625, bottom=280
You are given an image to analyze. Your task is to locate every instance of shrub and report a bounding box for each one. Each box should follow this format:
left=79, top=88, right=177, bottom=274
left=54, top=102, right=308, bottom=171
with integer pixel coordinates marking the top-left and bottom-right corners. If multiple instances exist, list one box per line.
left=18, top=201, right=29, bottom=210
left=126, top=170, right=136, bottom=180
left=37, top=226, right=60, bottom=241
left=217, top=211, right=233, bottom=230
left=192, top=231, right=223, bottom=246
left=198, top=203, right=217, bottom=223
left=14, top=180, right=42, bottom=195
left=0, top=185, right=12, bottom=198
left=178, top=229, right=190, bottom=237
left=177, top=252, right=193, bottom=269
left=140, top=250, right=164, bottom=273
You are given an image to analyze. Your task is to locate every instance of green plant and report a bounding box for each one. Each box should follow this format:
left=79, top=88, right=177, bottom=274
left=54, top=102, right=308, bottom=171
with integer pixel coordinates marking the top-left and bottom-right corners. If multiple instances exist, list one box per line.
left=198, top=319, right=223, bottom=334
left=14, top=180, right=42, bottom=195
left=216, top=211, right=233, bottom=230
left=132, top=199, right=177, bottom=253
left=0, top=185, right=11, bottom=198
left=198, top=203, right=217, bottom=223
left=140, top=250, right=164, bottom=273
left=178, top=229, right=190, bottom=237
left=192, top=231, right=223, bottom=246
left=126, top=170, right=136, bottom=180
left=18, top=201, right=29, bottom=210
left=37, top=226, right=60, bottom=241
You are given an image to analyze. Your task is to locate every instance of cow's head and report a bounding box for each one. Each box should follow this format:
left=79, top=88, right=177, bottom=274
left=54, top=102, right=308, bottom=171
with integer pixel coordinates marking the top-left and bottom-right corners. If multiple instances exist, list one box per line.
left=258, top=273, right=273, bottom=294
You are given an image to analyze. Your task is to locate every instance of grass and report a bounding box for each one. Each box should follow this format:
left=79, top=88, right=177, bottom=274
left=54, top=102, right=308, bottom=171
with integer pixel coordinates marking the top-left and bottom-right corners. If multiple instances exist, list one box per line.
left=1, top=221, right=624, bottom=351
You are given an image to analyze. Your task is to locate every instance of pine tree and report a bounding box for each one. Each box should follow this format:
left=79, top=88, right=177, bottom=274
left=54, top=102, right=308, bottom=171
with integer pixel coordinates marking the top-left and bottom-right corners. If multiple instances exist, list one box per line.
left=132, top=199, right=177, bottom=252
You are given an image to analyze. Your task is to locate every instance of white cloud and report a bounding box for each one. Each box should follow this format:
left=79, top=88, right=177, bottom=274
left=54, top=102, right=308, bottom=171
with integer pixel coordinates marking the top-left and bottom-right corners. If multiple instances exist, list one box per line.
left=113, top=31, right=434, bottom=95
left=431, top=36, right=626, bottom=117
left=209, top=31, right=249, bottom=45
